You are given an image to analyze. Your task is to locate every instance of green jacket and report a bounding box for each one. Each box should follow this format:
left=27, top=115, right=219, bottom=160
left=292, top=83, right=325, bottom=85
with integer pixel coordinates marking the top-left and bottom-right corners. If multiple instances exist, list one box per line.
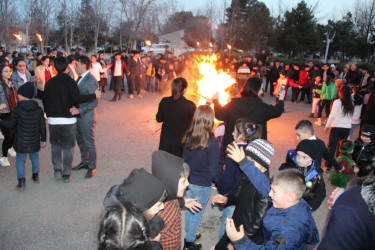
left=315, top=81, right=337, bottom=100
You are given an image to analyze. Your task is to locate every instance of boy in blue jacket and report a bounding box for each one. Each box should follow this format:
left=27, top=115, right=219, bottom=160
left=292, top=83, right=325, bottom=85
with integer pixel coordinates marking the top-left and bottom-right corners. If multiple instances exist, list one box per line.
left=225, top=143, right=319, bottom=249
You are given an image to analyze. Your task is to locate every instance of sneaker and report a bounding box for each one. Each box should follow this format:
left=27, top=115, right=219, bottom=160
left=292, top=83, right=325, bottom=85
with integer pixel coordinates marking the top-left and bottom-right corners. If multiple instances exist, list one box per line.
left=54, top=170, right=62, bottom=180
left=0, top=156, right=10, bottom=167
left=129, top=94, right=134, bottom=99
left=137, top=94, right=143, bottom=98
left=63, top=175, right=71, bottom=183
left=8, top=147, right=16, bottom=158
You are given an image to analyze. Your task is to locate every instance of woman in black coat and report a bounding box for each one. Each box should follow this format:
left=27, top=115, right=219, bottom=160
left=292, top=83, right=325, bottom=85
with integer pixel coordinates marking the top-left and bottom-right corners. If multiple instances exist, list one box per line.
left=156, top=77, right=196, bottom=157
left=213, top=77, right=284, bottom=147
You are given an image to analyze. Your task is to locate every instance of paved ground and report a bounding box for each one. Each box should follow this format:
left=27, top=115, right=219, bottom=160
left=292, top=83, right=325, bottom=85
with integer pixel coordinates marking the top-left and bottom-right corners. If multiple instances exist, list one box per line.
left=0, top=87, right=358, bottom=249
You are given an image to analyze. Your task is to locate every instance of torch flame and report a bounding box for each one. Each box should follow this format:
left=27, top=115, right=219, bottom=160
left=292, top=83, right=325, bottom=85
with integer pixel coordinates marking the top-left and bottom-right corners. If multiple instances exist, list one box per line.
left=36, top=33, right=43, bottom=42
left=209, top=42, right=213, bottom=47
left=193, top=54, right=236, bottom=106
left=13, top=33, right=22, bottom=41
left=145, top=40, right=151, bottom=46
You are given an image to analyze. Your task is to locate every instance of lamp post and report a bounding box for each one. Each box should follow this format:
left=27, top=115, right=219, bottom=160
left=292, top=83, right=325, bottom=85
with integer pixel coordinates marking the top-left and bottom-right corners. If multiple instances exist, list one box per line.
left=13, top=33, right=22, bottom=50
left=324, top=25, right=335, bottom=63
left=36, top=33, right=43, bottom=54
left=227, top=44, right=232, bottom=60
left=145, top=40, right=151, bottom=54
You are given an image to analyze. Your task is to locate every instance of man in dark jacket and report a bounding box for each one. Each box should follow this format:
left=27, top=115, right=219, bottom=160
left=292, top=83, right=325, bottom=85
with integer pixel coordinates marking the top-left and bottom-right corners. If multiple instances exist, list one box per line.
left=44, top=56, right=98, bottom=183
left=212, top=140, right=273, bottom=249
left=352, top=124, right=375, bottom=168
left=0, top=82, right=46, bottom=190
left=269, top=60, right=283, bottom=96
left=345, top=64, right=362, bottom=86
left=128, top=50, right=142, bottom=98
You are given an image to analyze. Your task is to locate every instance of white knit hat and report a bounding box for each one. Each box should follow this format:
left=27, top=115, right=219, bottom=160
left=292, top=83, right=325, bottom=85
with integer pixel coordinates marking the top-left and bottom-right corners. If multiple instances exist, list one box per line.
left=245, top=139, right=274, bottom=168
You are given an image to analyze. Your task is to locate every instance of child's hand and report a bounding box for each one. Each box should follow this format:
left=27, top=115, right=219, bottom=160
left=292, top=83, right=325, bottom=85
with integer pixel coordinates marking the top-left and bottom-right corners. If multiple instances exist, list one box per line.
left=41, top=142, right=46, bottom=147
left=212, top=194, right=228, bottom=205
left=226, top=219, right=245, bottom=242
left=0, top=103, right=7, bottom=110
left=354, top=166, right=359, bottom=173
left=226, top=143, right=245, bottom=163
left=95, top=88, right=101, bottom=99
left=151, top=233, right=161, bottom=242
left=324, top=127, right=330, bottom=134
left=185, top=198, right=202, bottom=214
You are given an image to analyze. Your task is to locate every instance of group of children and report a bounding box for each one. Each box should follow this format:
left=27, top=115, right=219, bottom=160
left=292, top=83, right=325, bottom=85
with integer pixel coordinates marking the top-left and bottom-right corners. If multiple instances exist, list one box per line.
left=97, top=99, right=374, bottom=249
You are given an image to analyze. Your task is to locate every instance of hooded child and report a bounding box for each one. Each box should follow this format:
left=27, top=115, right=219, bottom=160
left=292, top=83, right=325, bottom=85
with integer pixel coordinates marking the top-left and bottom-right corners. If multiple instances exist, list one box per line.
left=103, top=168, right=167, bottom=221
left=225, top=142, right=319, bottom=249
left=279, top=139, right=326, bottom=211
left=152, top=150, right=201, bottom=250
left=0, top=82, right=46, bottom=190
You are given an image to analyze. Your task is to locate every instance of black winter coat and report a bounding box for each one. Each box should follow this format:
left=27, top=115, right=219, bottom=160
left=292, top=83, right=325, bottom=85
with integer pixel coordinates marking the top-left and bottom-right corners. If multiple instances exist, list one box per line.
left=352, top=138, right=375, bottom=168
left=214, top=97, right=284, bottom=146
left=280, top=150, right=326, bottom=211
left=226, top=173, right=271, bottom=245
left=156, top=96, right=196, bottom=157
left=0, top=100, right=46, bottom=153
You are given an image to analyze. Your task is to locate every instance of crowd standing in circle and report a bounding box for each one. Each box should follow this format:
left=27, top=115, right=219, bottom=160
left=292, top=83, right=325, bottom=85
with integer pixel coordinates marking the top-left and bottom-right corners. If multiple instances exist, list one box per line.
left=0, top=45, right=375, bottom=249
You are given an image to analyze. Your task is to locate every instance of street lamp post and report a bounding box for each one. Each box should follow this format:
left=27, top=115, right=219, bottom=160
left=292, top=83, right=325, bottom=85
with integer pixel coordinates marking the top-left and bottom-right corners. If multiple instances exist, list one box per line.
left=36, top=33, right=43, bottom=54
left=324, top=25, right=335, bottom=63
left=227, top=44, right=232, bottom=60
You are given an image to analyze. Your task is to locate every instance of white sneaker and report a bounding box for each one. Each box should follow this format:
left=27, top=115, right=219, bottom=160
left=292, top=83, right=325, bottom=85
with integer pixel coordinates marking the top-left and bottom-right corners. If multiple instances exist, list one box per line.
left=129, top=94, right=134, bottom=99
left=8, top=147, right=16, bottom=158
left=137, top=94, right=143, bottom=98
left=0, top=157, right=10, bottom=167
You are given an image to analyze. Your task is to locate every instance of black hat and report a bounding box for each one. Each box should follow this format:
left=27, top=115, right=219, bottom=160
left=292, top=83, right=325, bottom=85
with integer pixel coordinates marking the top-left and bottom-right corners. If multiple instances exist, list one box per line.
left=245, top=139, right=274, bottom=168
left=362, top=124, right=375, bottom=138
left=116, top=168, right=166, bottom=211
left=296, top=140, right=318, bottom=160
left=17, top=82, right=35, bottom=99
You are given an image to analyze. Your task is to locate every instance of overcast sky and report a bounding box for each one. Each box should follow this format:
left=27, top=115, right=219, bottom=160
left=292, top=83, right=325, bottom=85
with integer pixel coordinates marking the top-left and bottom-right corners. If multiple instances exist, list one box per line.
left=177, top=0, right=354, bottom=24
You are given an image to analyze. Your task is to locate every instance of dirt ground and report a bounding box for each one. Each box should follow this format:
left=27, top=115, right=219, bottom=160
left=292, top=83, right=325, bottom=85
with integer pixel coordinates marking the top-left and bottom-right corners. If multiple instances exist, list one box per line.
left=0, top=86, right=356, bottom=249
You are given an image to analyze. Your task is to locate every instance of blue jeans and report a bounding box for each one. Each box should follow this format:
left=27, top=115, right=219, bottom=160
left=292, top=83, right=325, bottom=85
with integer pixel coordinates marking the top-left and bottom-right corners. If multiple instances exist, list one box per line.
left=16, top=152, right=39, bottom=179
left=185, top=184, right=211, bottom=242
left=219, top=205, right=235, bottom=238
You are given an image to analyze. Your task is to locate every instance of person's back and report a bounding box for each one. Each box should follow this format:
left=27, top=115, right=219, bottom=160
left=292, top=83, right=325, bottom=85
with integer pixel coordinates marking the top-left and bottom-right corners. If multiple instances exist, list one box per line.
left=11, top=100, right=45, bottom=153
left=44, top=73, right=79, bottom=118
left=325, top=81, right=337, bottom=100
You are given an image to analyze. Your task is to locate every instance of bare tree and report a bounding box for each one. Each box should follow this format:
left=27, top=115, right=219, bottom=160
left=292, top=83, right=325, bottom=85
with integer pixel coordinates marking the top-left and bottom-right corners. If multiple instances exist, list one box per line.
left=354, top=0, right=375, bottom=44
left=120, top=0, right=157, bottom=50
left=0, top=0, right=18, bottom=50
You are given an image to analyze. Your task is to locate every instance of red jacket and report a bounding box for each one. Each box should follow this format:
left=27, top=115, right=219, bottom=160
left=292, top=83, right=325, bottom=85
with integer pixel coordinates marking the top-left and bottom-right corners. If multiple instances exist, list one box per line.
left=299, top=70, right=309, bottom=85
left=108, top=59, right=129, bottom=79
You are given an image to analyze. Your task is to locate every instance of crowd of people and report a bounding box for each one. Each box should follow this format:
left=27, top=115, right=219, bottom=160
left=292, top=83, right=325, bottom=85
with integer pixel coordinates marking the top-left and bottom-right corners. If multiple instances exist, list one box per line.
left=0, top=45, right=375, bottom=249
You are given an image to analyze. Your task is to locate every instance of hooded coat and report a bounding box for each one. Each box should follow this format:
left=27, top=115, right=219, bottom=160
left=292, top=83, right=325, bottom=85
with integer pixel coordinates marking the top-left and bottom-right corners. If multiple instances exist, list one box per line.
left=279, top=150, right=326, bottom=211
left=152, top=150, right=185, bottom=250
left=0, top=100, right=46, bottom=153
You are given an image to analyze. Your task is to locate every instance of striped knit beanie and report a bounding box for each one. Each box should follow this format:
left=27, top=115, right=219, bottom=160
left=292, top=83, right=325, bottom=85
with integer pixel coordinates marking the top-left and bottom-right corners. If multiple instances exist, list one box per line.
left=245, top=139, right=274, bottom=168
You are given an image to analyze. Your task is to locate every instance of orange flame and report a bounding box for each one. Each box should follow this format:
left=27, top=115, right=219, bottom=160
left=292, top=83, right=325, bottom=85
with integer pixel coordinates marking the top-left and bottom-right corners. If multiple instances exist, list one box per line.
left=209, top=42, right=213, bottom=47
left=36, top=33, right=43, bottom=42
left=13, top=33, right=22, bottom=41
left=193, top=54, right=236, bottom=106
left=145, top=40, right=151, bottom=46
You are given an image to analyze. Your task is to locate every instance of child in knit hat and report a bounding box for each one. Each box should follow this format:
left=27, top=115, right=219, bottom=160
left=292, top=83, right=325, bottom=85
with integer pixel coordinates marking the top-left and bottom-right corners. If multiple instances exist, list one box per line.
left=0, top=82, right=46, bottom=190
left=212, top=139, right=273, bottom=249
left=279, top=139, right=326, bottom=211
left=352, top=123, right=375, bottom=168
left=224, top=141, right=319, bottom=249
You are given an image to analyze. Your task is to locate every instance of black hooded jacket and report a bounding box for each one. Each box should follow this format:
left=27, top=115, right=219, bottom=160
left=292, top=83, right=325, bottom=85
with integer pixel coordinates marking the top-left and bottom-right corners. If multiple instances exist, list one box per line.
left=352, top=138, right=375, bottom=168
left=225, top=171, right=272, bottom=245
left=214, top=97, right=284, bottom=146
left=152, top=150, right=184, bottom=202
left=0, top=100, right=46, bottom=153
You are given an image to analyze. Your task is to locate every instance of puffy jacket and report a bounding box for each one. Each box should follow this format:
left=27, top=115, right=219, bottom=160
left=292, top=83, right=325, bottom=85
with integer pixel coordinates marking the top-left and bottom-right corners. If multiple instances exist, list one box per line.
left=233, top=159, right=319, bottom=249
left=279, top=150, right=326, bottom=211
left=0, top=100, right=46, bottom=153
left=352, top=138, right=375, bottom=168
left=315, top=81, right=337, bottom=100
left=226, top=173, right=272, bottom=244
